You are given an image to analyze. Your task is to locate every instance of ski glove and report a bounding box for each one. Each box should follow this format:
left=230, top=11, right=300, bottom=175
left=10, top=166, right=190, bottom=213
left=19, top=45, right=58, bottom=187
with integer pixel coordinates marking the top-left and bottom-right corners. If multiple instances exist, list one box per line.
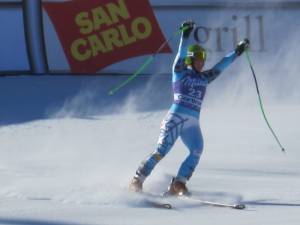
left=181, top=21, right=195, bottom=38
left=235, top=38, right=250, bottom=56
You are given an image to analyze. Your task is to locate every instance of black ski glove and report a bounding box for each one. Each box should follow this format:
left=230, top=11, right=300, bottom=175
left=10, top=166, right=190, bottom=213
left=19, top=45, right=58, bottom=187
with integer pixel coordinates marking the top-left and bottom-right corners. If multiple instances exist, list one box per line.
left=235, top=38, right=250, bottom=56
left=181, top=21, right=195, bottom=38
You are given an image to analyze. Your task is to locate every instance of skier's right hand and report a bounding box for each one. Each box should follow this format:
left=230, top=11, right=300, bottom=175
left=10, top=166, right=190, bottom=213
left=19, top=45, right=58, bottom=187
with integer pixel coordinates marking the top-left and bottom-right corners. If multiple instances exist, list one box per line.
left=181, top=21, right=195, bottom=38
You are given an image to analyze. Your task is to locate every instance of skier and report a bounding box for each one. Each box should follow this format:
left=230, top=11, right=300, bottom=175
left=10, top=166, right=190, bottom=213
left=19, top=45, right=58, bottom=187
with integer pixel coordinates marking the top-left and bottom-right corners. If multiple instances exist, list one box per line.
left=129, top=21, right=249, bottom=196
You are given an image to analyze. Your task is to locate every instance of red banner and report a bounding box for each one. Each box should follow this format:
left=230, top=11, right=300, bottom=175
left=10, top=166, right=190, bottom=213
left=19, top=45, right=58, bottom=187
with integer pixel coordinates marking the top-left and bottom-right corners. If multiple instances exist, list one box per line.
left=43, top=0, right=172, bottom=74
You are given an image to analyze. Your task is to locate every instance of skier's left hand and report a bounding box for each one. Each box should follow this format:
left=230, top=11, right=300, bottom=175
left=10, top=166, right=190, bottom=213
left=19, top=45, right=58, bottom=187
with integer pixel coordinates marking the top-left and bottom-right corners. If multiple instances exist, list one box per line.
left=235, top=38, right=250, bottom=56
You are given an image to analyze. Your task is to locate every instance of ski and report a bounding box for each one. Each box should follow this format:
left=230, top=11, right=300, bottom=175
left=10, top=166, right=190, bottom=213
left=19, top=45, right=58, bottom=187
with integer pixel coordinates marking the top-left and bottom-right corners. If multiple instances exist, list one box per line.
left=143, top=198, right=172, bottom=209
left=136, top=191, right=173, bottom=209
left=180, top=195, right=246, bottom=210
left=131, top=190, right=245, bottom=210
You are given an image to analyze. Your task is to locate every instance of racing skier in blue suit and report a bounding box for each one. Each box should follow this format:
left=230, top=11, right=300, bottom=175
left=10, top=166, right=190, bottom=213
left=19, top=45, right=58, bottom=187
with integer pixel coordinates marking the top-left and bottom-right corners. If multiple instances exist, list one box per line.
left=129, top=21, right=249, bottom=195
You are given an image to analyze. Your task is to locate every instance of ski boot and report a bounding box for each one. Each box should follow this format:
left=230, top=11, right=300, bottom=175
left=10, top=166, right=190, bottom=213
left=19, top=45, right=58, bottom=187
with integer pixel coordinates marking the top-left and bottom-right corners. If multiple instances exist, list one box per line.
left=128, top=176, right=143, bottom=192
left=164, top=177, right=190, bottom=196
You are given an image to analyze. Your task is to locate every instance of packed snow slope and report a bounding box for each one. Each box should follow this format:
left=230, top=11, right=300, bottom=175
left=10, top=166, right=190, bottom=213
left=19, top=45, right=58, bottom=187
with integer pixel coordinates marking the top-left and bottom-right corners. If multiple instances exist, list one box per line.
left=0, top=70, right=300, bottom=225
left=1, top=0, right=300, bottom=223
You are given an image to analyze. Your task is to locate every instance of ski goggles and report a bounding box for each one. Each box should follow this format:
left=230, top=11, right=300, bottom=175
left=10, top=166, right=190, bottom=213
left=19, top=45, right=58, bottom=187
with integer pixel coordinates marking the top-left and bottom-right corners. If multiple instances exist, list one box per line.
left=186, top=49, right=207, bottom=61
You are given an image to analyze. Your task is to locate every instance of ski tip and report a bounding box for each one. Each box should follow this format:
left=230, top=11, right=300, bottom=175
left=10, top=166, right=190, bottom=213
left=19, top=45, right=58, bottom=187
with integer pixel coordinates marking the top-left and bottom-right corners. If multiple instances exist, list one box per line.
left=234, top=204, right=246, bottom=210
left=142, top=199, right=173, bottom=210
left=163, top=203, right=173, bottom=209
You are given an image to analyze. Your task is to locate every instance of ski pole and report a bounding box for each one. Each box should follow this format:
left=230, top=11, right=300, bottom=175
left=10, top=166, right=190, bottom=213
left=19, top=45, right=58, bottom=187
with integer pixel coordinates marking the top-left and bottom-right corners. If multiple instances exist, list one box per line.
left=108, top=26, right=188, bottom=96
left=245, top=49, right=286, bottom=152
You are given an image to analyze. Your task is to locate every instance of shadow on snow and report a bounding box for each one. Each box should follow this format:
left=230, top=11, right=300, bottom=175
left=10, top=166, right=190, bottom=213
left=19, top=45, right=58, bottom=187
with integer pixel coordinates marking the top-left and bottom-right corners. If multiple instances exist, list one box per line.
left=0, top=218, right=94, bottom=225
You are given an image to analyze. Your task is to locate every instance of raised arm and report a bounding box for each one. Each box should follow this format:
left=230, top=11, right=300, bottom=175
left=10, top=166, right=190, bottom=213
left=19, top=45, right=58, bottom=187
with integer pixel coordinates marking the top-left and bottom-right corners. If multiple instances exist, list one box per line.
left=173, top=21, right=195, bottom=72
left=204, top=39, right=250, bottom=83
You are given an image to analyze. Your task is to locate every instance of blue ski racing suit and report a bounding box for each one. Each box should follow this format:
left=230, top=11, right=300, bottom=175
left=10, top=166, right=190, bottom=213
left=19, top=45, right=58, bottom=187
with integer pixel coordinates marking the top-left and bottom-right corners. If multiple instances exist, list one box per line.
left=135, top=32, right=239, bottom=184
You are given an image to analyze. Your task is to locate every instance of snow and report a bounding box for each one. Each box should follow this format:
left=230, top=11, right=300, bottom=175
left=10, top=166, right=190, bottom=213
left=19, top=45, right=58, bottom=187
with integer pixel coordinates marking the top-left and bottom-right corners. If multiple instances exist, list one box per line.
left=0, top=74, right=299, bottom=225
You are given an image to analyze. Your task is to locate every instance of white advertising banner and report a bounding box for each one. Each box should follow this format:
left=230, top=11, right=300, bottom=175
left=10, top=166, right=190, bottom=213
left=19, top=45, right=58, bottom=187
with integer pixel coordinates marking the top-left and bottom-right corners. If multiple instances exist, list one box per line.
left=42, top=0, right=300, bottom=74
